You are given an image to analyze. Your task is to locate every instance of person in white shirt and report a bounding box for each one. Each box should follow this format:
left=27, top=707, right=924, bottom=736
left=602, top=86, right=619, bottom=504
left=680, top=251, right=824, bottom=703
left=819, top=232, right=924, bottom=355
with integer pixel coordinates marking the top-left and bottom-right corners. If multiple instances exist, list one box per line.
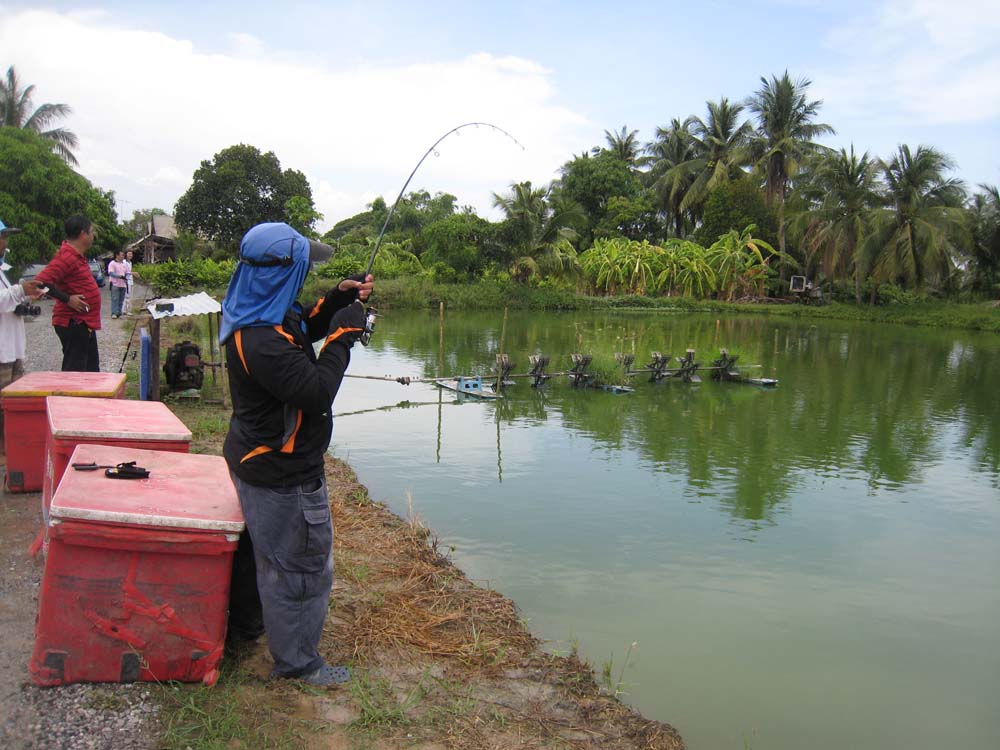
left=122, top=249, right=135, bottom=315
left=0, top=219, right=45, bottom=450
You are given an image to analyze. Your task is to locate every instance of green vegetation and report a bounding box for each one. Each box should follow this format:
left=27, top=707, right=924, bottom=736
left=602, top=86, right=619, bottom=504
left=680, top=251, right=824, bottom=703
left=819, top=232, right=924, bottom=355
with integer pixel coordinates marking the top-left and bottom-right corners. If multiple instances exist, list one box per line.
left=173, top=143, right=318, bottom=247
left=157, top=661, right=299, bottom=750
left=0, top=127, right=126, bottom=264
left=135, top=256, right=236, bottom=295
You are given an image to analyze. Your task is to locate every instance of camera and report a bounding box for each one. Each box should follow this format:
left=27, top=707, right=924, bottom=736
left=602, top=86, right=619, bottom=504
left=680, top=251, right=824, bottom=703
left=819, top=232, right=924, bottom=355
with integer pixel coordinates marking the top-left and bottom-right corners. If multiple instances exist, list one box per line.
left=14, top=302, right=41, bottom=317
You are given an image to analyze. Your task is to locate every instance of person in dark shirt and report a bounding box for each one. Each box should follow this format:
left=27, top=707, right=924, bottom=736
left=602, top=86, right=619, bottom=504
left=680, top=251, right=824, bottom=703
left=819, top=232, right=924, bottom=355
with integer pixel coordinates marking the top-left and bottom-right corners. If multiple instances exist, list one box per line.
left=35, top=215, right=102, bottom=372
left=220, top=222, right=372, bottom=687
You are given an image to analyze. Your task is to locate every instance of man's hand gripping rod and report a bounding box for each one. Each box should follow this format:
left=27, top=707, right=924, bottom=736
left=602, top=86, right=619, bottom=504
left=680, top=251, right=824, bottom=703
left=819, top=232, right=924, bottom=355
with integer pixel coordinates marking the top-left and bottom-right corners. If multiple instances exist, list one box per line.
left=358, top=122, right=523, bottom=345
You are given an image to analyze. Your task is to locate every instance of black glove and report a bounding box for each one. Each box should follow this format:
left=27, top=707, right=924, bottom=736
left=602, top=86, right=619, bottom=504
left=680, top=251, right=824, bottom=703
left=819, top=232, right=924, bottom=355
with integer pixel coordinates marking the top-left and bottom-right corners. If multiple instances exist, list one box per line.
left=326, top=273, right=368, bottom=307
left=326, top=300, right=366, bottom=347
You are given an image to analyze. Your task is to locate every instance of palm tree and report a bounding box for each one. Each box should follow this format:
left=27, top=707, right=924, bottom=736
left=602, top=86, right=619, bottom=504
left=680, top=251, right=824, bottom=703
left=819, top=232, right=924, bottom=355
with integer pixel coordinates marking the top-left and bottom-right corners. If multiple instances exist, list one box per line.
left=746, top=71, right=834, bottom=272
left=965, top=185, right=1000, bottom=294
left=645, top=119, right=696, bottom=237
left=665, top=98, right=752, bottom=223
left=794, top=146, right=882, bottom=302
left=492, top=181, right=581, bottom=282
left=593, top=125, right=642, bottom=169
left=863, top=144, right=967, bottom=293
left=0, top=65, right=79, bottom=165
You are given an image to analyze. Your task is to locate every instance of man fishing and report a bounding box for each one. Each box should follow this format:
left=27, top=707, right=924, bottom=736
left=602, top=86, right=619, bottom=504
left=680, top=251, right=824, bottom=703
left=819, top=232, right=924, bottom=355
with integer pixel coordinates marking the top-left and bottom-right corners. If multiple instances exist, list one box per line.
left=220, top=222, right=372, bottom=686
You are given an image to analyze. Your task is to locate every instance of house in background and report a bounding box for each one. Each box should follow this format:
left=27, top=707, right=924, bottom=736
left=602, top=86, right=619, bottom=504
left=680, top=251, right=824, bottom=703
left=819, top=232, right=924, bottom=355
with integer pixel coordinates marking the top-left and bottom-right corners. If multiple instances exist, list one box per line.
left=128, top=214, right=177, bottom=263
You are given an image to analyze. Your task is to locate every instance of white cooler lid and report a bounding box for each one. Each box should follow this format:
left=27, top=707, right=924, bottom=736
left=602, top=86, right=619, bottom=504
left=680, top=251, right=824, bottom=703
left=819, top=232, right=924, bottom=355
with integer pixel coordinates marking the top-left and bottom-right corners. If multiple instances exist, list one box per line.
left=50, top=444, right=244, bottom=532
left=47, top=396, right=193, bottom=441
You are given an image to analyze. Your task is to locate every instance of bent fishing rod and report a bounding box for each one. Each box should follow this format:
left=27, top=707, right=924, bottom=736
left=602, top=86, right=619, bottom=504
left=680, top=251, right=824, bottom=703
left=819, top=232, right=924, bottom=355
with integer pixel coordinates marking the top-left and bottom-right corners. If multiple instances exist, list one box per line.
left=358, top=121, right=524, bottom=345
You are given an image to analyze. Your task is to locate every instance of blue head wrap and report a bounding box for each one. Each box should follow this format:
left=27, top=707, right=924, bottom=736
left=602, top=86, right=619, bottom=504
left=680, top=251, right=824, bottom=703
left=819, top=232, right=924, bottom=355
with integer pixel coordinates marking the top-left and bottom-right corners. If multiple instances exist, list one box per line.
left=219, top=223, right=310, bottom=344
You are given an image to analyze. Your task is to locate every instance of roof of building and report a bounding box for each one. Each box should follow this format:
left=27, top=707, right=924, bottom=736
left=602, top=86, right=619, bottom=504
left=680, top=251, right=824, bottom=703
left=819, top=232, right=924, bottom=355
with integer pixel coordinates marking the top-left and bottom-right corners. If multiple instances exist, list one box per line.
left=149, top=214, right=177, bottom=240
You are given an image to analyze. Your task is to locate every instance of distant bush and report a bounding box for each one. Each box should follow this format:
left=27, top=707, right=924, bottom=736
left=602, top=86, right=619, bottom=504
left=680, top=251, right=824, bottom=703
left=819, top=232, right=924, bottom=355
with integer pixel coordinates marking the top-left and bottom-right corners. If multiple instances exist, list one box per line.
left=135, top=258, right=236, bottom=296
left=876, top=283, right=921, bottom=306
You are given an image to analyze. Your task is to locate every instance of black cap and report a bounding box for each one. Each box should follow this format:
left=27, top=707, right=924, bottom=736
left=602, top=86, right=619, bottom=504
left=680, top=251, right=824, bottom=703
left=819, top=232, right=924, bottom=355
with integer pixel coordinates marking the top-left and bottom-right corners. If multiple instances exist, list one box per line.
left=308, top=239, right=333, bottom=265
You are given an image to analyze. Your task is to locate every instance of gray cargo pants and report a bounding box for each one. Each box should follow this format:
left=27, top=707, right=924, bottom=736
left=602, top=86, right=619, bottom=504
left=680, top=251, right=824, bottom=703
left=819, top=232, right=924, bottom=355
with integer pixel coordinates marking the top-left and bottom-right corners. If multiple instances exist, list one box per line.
left=229, top=472, right=334, bottom=678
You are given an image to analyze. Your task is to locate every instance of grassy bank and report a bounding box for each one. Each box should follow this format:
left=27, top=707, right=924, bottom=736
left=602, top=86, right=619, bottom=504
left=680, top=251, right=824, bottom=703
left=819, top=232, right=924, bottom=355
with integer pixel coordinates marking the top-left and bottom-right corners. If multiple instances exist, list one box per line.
left=312, top=277, right=1000, bottom=333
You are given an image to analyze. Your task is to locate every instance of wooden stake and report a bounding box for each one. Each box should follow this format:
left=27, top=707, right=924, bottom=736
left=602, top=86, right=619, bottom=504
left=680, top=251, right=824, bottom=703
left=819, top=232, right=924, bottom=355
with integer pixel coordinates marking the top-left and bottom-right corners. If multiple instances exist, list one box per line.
left=496, top=306, right=508, bottom=393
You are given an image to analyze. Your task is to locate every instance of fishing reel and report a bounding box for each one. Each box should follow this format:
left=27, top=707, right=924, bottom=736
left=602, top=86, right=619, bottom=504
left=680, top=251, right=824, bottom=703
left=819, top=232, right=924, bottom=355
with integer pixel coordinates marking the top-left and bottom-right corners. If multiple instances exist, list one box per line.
left=359, top=306, right=377, bottom=346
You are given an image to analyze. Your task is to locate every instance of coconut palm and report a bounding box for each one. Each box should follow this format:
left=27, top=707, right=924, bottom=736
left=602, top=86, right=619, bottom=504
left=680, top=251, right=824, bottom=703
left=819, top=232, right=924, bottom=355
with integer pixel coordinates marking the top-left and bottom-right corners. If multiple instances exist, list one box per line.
left=746, top=71, right=834, bottom=270
left=862, top=144, right=967, bottom=292
left=965, top=185, right=1000, bottom=294
left=492, top=181, right=581, bottom=282
left=594, top=125, right=643, bottom=169
left=665, top=98, right=753, bottom=222
left=0, top=65, right=79, bottom=165
left=794, top=146, right=882, bottom=302
left=645, top=119, right=696, bottom=237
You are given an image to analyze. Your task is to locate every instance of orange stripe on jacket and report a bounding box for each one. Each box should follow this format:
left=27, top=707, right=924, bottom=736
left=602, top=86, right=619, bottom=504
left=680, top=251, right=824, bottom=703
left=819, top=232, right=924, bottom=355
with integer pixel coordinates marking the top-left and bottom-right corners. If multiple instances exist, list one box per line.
left=308, top=298, right=324, bottom=318
left=240, top=445, right=273, bottom=463
left=235, top=330, right=250, bottom=373
left=273, top=326, right=300, bottom=348
left=321, top=327, right=362, bottom=351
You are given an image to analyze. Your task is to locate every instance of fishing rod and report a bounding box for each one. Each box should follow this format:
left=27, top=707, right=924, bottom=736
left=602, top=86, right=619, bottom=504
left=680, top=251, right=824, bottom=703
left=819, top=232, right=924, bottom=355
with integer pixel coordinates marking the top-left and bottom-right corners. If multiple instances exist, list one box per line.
left=358, top=122, right=524, bottom=346
left=118, top=312, right=145, bottom=373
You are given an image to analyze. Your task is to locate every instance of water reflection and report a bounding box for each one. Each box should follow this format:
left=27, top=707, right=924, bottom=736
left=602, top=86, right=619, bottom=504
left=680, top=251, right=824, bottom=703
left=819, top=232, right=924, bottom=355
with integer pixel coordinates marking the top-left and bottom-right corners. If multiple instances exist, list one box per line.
left=362, top=311, right=1000, bottom=519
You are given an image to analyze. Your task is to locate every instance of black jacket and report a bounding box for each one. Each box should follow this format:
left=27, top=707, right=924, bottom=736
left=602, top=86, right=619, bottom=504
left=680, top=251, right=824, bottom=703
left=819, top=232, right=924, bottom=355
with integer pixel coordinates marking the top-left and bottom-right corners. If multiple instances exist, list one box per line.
left=223, top=288, right=359, bottom=487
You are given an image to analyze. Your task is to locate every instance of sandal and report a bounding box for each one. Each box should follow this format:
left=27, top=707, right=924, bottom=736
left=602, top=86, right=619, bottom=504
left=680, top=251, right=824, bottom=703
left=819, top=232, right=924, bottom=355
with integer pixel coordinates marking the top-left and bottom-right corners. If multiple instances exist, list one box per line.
left=300, top=664, right=351, bottom=686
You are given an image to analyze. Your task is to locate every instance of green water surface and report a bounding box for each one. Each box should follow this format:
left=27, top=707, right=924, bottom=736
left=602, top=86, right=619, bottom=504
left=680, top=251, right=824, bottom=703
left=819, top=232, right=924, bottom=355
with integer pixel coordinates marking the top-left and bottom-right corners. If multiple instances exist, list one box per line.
left=331, top=310, right=1000, bottom=750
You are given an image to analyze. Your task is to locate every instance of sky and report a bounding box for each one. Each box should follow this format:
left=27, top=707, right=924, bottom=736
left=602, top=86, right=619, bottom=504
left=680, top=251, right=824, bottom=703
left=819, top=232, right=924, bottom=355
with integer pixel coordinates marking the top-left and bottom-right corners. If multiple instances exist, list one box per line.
left=1, top=0, right=998, bottom=232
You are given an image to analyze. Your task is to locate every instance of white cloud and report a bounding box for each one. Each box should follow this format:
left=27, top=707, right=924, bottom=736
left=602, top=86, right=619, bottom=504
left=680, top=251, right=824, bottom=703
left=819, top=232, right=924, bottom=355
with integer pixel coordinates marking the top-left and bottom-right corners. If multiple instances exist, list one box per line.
left=816, top=0, right=1000, bottom=126
left=0, top=9, right=588, bottom=230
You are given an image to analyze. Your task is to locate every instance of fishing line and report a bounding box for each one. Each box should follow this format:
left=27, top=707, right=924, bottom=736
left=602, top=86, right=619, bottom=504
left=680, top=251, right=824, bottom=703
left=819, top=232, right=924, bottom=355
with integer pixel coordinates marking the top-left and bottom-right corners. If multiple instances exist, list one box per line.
left=364, top=122, right=524, bottom=278
left=359, top=122, right=524, bottom=345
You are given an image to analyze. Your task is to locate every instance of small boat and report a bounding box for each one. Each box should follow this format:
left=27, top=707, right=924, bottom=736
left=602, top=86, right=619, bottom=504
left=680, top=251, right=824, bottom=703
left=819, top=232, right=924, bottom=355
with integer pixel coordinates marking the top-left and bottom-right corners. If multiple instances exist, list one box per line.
left=435, top=376, right=502, bottom=400
left=600, top=384, right=635, bottom=394
left=745, top=377, right=779, bottom=387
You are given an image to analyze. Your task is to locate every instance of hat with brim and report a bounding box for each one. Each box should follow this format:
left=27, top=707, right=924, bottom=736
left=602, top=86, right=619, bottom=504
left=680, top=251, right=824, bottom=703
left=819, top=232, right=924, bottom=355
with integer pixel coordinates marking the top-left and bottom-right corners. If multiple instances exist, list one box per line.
left=0, top=220, right=22, bottom=236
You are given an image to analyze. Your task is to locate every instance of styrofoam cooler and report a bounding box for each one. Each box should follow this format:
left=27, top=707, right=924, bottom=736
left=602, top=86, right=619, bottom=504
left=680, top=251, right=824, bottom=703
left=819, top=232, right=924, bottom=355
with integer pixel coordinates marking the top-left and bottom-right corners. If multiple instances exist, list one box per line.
left=2, top=371, right=126, bottom=493
left=43, top=396, right=193, bottom=518
left=30, top=444, right=243, bottom=687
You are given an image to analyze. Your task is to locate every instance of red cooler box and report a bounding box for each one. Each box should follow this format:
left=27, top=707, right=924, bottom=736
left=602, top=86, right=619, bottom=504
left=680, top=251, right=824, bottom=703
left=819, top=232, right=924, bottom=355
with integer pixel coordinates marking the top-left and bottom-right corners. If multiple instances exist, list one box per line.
left=2, top=371, right=127, bottom=493
left=43, top=396, right=193, bottom=517
left=31, top=444, right=243, bottom=687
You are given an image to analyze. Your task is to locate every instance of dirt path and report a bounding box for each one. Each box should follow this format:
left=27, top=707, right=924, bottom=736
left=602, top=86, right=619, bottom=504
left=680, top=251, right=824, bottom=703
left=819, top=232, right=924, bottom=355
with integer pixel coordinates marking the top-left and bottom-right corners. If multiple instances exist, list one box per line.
left=0, top=286, right=158, bottom=750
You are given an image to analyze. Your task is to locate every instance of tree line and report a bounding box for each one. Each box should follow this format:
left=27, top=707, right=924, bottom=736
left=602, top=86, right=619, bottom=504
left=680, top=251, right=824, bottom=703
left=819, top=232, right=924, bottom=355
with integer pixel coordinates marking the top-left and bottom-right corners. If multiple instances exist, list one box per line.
left=3, top=64, right=997, bottom=303
left=304, top=72, right=998, bottom=303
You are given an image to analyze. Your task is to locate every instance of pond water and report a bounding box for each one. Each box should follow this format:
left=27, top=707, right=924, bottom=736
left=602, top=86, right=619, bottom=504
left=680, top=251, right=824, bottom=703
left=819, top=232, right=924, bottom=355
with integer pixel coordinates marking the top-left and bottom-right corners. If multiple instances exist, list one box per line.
left=329, top=309, right=999, bottom=750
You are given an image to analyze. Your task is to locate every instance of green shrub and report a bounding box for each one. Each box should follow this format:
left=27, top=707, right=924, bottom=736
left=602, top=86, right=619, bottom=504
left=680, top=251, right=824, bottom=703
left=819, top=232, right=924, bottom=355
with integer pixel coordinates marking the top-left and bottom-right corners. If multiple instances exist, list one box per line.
left=136, top=258, right=236, bottom=296
left=877, top=283, right=921, bottom=306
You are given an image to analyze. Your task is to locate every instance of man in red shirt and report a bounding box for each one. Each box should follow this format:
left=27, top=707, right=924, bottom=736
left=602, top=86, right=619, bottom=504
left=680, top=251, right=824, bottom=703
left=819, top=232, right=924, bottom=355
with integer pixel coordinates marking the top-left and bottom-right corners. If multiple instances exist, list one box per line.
left=36, top=216, right=103, bottom=372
